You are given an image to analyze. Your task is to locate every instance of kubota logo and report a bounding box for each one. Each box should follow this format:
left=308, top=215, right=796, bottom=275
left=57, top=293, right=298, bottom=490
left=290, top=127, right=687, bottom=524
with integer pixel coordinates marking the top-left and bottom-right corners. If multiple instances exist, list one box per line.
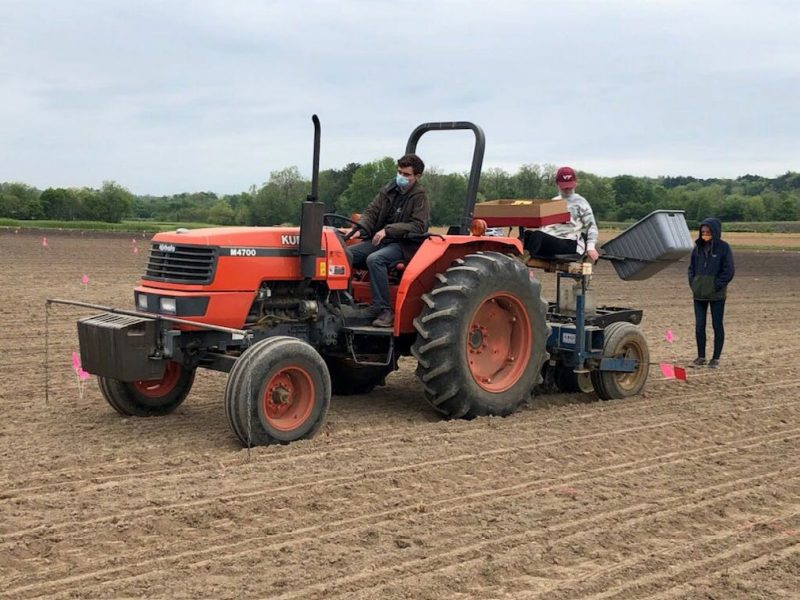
left=280, top=235, right=300, bottom=246
left=158, top=243, right=176, bottom=252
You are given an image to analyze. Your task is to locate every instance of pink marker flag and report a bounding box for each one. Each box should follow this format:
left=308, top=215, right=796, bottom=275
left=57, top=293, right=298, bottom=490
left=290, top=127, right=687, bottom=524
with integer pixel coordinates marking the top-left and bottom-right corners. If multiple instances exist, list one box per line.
left=665, top=329, right=674, bottom=343
left=81, top=274, right=90, bottom=285
left=659, top=363, right=676, bottom=379
left=132, top=238, right=137, bottom=245
left=133, top=245, right=139, bottom=254
left=42, top=236, right=48, bottom=247
left=71, top=352, right=91, bottom=381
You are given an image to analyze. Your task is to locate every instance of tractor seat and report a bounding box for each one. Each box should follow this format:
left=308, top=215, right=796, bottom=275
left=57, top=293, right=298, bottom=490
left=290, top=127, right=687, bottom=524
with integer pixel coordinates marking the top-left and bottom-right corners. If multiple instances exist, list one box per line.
left=532, top=252, right=583, bottom=263
left=524, top=251, right=590, bottom=274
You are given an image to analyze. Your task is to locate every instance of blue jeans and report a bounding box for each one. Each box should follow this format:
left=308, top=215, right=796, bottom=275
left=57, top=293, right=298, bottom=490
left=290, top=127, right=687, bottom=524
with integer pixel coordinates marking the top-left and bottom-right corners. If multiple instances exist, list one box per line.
left=348, top=241, right=405, bottom=310
left=694, top=299, right=726, bottom=360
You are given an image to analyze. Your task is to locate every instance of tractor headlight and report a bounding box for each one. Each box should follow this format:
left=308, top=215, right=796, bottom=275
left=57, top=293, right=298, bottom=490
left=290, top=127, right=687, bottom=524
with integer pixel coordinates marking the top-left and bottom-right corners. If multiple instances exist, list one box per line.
left=159, top=297, right=177, bottom=314
left=137, top=294, right=149, bottom=311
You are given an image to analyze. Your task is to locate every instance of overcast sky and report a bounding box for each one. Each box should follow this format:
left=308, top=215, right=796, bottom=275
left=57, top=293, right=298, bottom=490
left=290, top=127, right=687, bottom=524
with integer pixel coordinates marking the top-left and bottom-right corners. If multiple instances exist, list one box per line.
left=1, top=0, right=798, bottom=195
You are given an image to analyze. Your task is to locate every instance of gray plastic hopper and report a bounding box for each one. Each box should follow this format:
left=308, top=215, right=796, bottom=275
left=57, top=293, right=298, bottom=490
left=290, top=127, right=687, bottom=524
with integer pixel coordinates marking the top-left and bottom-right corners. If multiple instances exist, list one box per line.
left=601, top=210, right=693, bottom=280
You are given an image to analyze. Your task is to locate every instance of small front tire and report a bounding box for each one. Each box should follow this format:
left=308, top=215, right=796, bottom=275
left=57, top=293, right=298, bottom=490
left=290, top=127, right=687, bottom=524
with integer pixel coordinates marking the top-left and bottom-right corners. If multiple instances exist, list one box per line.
left=225, top=337, right=331, bottom=446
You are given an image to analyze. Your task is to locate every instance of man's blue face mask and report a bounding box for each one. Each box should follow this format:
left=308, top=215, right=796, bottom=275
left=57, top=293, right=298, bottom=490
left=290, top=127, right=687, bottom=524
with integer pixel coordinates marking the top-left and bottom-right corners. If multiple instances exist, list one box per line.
left=396, top=174, right=410, bottom=187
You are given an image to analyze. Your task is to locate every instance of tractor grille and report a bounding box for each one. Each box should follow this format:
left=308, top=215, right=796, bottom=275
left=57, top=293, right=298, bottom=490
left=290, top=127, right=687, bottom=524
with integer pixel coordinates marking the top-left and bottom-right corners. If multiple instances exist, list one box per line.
left=144, top=243, right=217, bottom=284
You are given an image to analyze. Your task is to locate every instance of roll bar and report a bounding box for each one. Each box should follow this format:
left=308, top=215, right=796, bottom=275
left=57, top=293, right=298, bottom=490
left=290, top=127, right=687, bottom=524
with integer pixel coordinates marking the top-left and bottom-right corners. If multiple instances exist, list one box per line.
left=405, top=121, right=486, bottom=235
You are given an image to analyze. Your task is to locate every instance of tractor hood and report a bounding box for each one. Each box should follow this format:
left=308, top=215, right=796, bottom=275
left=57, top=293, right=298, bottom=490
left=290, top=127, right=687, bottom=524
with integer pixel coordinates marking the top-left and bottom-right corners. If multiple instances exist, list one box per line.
left=151, top=226, right=302, bottom=249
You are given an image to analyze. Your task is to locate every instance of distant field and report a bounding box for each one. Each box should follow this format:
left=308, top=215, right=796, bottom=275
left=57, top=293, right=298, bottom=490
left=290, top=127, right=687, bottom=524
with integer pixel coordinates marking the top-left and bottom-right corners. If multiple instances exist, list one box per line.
left=599, top=229, right=800, bottom=251
left=431, top=225, right=800, bottom=251
left=3, top=219, right=799, bottom=250
left=0, top=218, right=215, bottom=232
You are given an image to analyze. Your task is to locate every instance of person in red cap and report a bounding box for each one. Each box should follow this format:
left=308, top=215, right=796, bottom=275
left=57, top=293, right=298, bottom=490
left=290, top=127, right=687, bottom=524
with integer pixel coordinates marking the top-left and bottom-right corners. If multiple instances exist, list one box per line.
left=521, top=166, right=599, bottom=262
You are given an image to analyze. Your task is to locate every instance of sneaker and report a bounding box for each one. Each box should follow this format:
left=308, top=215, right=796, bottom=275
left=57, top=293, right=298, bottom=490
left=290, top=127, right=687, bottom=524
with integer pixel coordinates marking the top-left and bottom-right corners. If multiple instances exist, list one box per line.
left=690, top=357, right=707, bottom=368
left=372, top=308, right=394, bottom=328
left=708, top=359, right=720, bottom=369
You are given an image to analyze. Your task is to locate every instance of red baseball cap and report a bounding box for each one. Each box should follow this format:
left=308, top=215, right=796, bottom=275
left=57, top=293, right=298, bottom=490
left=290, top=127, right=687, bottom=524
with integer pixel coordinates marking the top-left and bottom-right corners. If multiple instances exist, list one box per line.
left=556, top=166, right=577, bottom=189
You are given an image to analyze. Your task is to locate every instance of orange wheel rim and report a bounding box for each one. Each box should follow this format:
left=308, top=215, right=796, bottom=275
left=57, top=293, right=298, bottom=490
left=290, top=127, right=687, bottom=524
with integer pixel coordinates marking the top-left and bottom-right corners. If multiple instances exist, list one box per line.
left=262, top=367, right=315, bottom=431
left=133, top=362, right=181, bottom=398
left=466, top=293, right=532, bottom=392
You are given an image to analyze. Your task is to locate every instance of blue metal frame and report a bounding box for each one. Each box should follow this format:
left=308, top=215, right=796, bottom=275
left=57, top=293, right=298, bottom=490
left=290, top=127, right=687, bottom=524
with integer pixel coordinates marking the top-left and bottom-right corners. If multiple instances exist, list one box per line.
left=548, top=270, right=640, bottom=374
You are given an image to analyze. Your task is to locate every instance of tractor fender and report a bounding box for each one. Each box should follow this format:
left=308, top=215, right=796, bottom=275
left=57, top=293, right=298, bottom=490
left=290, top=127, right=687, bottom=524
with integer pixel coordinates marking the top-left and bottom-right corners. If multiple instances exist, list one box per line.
left=393, top=236, right=523, bottom=335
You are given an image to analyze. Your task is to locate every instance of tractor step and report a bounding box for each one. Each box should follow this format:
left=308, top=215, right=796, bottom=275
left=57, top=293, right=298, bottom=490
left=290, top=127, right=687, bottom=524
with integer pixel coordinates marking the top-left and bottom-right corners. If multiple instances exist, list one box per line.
left=343, top=326, right=394, bottom=337
left=343, top=326, right=394, bottom=367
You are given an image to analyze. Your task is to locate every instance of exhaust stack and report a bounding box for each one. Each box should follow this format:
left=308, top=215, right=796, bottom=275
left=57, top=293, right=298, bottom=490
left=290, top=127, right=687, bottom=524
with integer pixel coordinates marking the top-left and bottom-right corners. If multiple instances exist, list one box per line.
left=300, top=114, right=324, bottom=279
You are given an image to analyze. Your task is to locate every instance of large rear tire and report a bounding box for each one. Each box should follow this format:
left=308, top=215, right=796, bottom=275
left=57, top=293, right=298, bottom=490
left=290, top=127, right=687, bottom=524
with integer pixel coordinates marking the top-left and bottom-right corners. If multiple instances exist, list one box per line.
left=225, top=337, right=331, bottom=446
left=326, top=357, right=392, bottom=395
left=412, top=252, right=549, bottom=419
left=98, top=361, right=195, bottom=417
left=590, top=322, right=650, bottom=400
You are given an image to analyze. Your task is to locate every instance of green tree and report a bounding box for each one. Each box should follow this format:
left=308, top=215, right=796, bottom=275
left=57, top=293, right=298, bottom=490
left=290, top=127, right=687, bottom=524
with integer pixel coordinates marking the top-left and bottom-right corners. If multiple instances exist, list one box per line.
left=479, top=167, right=514, bottom=200
left=763, top=192, right=798, bottom=221
left=0, top=182, right=43, bottom=219
left=208, top=200, right=236, bottom=225
left=338, top=157, right=396, bottom=217
left=319, top=162, right=360, bottom=213
left=81, top=181, right=133, bottom=222
left=424, top=169, right=468, bottom=227
left=40, top=187, right=82, bottom=220
left=251, top=167, right=310, bottom=225
left=741, top=195, right=766, bottom=221
left=575, top=174, right=615, bottom=220
left=512, top=164, right=547, bottom=199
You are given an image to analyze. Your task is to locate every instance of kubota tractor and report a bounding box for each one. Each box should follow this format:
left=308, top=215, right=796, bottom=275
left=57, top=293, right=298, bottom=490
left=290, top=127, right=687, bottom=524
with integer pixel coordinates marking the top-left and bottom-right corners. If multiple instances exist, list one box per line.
left=62, top=118, right=552, bottom=446
left=58, top=116, right=662, bottom=447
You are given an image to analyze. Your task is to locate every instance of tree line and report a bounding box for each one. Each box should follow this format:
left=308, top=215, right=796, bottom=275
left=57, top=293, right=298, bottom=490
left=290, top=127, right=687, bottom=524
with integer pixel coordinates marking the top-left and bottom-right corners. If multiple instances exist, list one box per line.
left=2, top=162, right=798, bottom=228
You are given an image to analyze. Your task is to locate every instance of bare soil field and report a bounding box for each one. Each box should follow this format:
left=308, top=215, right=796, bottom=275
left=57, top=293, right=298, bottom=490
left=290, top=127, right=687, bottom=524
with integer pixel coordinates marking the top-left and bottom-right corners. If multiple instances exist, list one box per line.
left=1, top=229, right=798, bottom=599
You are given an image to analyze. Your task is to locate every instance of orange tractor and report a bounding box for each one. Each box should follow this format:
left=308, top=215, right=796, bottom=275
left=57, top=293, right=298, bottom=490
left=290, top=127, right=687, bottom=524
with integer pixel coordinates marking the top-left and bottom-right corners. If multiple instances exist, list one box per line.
left=61, top=117, right=652, bottom=446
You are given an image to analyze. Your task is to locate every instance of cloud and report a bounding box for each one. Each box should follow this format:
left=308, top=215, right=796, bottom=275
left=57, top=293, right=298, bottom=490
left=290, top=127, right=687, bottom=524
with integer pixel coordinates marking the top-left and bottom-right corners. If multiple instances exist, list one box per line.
left=0, top=0, right=797, bottom=194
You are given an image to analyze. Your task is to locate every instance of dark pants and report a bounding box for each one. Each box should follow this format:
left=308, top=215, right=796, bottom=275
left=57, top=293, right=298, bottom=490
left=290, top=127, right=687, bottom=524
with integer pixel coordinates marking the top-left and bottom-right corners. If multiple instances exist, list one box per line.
left=348, top=241, right=405, bottom=310
left=522, top=230, right=578, bottom=257
left=694, top=299, right=726, bottom=359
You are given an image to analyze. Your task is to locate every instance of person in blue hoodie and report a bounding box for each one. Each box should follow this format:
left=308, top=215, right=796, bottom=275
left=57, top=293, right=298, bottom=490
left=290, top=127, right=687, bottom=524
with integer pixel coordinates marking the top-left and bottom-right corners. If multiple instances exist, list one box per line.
left=687, top=218, right=735, bottom=368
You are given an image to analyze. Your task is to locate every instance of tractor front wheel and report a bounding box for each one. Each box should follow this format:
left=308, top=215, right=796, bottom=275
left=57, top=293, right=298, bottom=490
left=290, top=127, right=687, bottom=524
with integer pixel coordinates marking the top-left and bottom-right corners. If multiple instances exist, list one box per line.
left=225, top=337, right=331, bottom=446
left=412, top=252, right=549, bottom=419
left=98, top=361, right=195, bottom=417
left=591, top=322, right=650, bottom=400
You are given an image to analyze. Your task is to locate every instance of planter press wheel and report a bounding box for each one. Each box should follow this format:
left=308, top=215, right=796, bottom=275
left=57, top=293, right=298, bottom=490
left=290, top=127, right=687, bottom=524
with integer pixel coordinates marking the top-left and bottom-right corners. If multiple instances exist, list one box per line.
left=590, top=322, right=650, bottom=400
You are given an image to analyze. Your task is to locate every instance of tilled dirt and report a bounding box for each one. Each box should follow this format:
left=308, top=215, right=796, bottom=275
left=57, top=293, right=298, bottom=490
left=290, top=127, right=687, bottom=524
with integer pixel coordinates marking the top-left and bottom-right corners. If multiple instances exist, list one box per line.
left=1, top=230, right=798, bottom=599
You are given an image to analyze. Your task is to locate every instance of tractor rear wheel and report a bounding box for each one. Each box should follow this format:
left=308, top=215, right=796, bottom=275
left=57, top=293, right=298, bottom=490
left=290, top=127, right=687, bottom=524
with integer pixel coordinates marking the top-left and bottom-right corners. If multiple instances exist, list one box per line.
left=326, top=357, right=392, bottom=395
left=412, top=252, right=549, bottom=419
left=225, top=336, right=331, bottom=446
left=98, top=361, right=195, bottom=417
left=590, top=322, right=650, bottom=400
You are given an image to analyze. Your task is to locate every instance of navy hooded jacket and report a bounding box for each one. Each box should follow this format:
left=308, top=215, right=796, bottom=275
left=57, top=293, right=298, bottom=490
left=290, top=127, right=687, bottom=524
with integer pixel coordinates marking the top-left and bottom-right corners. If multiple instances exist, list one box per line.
left=687, top=217, right=735, bottom=300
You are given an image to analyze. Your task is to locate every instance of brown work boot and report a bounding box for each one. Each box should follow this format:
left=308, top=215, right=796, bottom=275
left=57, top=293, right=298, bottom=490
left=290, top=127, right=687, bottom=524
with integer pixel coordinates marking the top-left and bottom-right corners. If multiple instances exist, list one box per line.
left=372, top=308, right=394, bottom=328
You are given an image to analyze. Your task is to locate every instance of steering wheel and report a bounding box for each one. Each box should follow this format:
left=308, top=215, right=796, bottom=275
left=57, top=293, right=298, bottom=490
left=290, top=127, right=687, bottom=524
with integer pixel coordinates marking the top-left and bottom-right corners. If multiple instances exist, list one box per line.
left=323, top=213, right=370, bottom=241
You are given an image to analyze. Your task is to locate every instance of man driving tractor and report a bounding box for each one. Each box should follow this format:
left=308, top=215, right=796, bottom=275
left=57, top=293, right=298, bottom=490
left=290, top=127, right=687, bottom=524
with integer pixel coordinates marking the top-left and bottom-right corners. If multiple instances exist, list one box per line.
left=348, top=153, right=430, bottom=327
